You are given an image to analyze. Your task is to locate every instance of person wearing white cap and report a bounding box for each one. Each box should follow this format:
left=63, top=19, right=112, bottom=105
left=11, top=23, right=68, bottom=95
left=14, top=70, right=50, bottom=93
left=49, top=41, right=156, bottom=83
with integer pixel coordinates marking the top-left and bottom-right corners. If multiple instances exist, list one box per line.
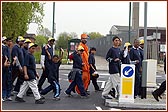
left=120, top=42, right=132, bottom=64
left=2, top=36, right=13, bottom=101
left=22, top=38, right=33, bottom=96
left=38, top=37, right=55, bottom=91
left=2, top=36, right=8, bottom=58
left=15, top=43, right=45, bottom=104
left=22, top=39, right=31, bottom=57
left=11, top=36, right=25, bottom=93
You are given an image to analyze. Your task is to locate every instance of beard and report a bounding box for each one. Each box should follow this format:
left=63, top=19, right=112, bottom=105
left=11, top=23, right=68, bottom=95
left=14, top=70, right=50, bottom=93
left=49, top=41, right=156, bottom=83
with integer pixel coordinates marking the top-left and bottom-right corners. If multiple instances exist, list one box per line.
left=82, top=40, right=87, bottom=44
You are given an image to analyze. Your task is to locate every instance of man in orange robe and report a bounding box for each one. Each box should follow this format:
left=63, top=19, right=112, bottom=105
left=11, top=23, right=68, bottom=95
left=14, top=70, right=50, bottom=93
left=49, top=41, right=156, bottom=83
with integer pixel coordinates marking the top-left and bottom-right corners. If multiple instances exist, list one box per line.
left=76, top=34, right=90, bottom=94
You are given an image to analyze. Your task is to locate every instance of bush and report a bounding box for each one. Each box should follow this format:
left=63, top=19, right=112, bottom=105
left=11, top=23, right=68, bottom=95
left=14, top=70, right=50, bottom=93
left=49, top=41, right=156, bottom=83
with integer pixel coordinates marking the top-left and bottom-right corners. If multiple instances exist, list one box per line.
left=55, top=49, right=68, bottom=64
left=34, top=51, right=41, bottom=64
left=34, top=49, right=68, bottom=64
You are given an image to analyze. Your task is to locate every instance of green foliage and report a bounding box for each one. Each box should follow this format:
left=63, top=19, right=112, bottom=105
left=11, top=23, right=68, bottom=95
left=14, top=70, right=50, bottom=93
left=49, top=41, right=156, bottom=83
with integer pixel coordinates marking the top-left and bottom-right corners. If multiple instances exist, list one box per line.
left=2, top=2, right=44, bottom=38
left=55, top=49, right=68, bottom=60
left=35, top=35, right=47, bottom=46
left=56, top=32, right=72, bottom=49
left=88, top=32, right=104, bottom=40
left=34, top=51, right=41, bottom=64
left=34, top=49, right=68, bottom=64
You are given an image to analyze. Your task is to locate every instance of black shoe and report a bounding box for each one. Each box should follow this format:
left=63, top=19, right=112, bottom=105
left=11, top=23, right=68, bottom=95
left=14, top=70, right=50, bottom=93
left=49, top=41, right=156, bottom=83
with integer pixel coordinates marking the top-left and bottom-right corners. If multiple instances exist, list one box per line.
left=95, top=89, right=102, bottom=92
left=11, top=93, right=14, bottom=96
left=152, top=92, right=159, bottom=102
left=109, top=90, right=115, bottom=98
left=35, top=99, right=45, bottom=104
left=53, top=97, right=60, bottom=101
left=64, top=91, right=73, bottom=97
left=86, top=91, right=90, bottom=95
left=15, top=96, right=26, bottom=102
left=40, top=96, right=45, bottom=100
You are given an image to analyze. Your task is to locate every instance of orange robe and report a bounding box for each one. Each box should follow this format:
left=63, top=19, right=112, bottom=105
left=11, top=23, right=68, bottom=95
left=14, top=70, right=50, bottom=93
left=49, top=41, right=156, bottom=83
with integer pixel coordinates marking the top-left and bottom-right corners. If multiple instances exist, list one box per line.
left=75, top=42, right=90, bottom=94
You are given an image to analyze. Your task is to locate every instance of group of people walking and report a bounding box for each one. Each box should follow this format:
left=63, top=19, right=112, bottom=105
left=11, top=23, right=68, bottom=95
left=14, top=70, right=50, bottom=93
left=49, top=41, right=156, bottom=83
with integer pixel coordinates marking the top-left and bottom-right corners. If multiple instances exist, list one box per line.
left=2, top=33, right=101, bottom=104
left=2, top=33, right=165, bottom=105
left=102, top=36, right=145, bottom=99
left=2, top=36, right=45, bottom=104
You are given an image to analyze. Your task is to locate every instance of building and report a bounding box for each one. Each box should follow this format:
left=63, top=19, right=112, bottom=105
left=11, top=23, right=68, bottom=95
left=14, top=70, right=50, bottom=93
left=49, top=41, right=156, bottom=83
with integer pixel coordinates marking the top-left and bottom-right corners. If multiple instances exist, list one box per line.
left=88, top=25, right=166, bottom=63
left=110, top=25, right=166, bottom=62
left=24, top=33, right=36, bottom=43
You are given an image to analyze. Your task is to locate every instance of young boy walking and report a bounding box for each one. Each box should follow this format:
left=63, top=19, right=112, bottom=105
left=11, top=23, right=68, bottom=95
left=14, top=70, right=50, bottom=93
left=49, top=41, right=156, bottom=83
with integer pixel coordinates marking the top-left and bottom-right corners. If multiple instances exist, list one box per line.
left=102, top=36, right=121, bottom=99
left=40, top=48, right=64, bottom=100
left=15, top=43, right=45, bottom=104
left=89, top=47, right=101, bottom=92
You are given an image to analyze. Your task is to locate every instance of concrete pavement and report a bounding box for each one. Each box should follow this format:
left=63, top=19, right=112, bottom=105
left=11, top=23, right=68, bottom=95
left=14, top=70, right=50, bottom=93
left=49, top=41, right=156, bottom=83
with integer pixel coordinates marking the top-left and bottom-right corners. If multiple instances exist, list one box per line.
left=36, top=55, right=109, bottom=71
left=36, top=55, right=166, bottom=110
left=36, top=55, right=164, bottom=73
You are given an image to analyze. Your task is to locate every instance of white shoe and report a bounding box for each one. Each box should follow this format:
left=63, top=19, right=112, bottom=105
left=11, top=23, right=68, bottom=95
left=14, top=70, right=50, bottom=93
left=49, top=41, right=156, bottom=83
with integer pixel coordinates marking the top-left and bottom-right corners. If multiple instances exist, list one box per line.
left=2, top=98, right=5, bottom=102
left=12, top=91, right=18, bottom=94
left=53, top=97, right=60, bottom=101
left=6, top=97, right=12, bottom=101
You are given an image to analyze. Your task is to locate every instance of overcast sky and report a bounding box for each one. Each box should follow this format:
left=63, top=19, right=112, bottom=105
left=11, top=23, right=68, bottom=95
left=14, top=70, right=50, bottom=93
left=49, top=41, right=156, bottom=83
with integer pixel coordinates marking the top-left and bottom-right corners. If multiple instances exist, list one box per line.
left=27, top=1, right=167, bottom=39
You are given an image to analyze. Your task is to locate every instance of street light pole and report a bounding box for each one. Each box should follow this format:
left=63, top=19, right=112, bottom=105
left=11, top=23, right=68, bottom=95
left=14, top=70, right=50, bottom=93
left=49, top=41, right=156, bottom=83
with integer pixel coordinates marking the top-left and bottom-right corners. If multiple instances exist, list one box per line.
left=156, top=26, right=158, bottom=61
left=144, top=2, right=147, bottom=60
left=141, top=2, right=148, bottom=99
left=52, top=2, right=55, bottom=38
left=128, top=2, right=131, bottom=42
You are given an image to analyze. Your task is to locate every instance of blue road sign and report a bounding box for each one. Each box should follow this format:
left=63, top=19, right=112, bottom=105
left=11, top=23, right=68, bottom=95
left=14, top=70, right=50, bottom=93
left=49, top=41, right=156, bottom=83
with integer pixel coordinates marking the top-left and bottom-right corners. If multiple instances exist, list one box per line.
left=122, top=66, right=134, bottom=77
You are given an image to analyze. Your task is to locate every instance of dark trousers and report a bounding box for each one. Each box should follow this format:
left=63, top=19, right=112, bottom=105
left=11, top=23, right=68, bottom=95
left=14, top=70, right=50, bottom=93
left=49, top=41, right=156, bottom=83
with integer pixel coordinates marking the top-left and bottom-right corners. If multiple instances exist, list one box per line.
left=134, top=69, right=140, bottom=97
left=2, top=68, right=12, bottom=98
left=38, top=69, right=47, bottom=91
left=91, top=77, right=99, bottom=90
left=12, top=68, right=24, bottom=92
left=40, top=81, right=60, bottom=97
left=66, top=71, right=86, bottom=96
left=154, top=80, right=166, bottom=96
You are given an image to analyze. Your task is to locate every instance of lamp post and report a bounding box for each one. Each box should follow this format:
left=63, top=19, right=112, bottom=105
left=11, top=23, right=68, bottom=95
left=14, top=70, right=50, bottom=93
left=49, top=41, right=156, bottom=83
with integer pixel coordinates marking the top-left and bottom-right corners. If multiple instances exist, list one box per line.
left=128, top=2, right=131, bottom=42
left=52, top=2, right=55, bottom=38
left=141, top=2, right=148, bottom=99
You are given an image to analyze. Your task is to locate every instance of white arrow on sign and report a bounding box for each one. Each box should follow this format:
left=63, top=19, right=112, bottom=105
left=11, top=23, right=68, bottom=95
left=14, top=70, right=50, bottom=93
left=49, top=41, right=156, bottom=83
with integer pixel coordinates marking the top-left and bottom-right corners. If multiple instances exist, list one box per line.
left=124, top=68, right=132, bottom=76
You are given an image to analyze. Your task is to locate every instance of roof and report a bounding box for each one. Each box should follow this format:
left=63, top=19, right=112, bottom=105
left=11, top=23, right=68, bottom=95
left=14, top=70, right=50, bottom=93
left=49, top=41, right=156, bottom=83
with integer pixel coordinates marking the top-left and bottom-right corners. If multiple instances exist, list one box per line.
left=24, top=33, right=36, bottom=38
left=113, top=25, right=133, bottom=31
left=112, top=25, right=166, bottom=31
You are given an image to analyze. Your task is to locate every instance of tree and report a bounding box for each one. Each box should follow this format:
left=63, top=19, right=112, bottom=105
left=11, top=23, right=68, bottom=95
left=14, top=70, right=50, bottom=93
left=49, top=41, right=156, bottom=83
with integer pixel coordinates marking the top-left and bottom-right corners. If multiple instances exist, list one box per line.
left=88, top=32, right=104, bottom=40
left=56, top=32, right=72, bottom=49
left=69, top=32, right=78, bottom=38
left=2, top=2, right=44, bottom=39
left=37, top=27, right=52, bottom=37
left=35, top=35, right=47, bottom=47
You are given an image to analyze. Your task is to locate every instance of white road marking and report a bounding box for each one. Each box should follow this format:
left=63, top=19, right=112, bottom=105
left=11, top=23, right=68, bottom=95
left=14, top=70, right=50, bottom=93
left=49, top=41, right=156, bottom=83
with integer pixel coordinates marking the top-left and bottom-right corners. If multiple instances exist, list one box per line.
left=95, top=106, right=102, bottom=110
left=62, top=74, right=68, bottom=76
left=156, top=75, right=162, bottom=78
left=97, top=80, right=106, bottom=88
left=99, top=73, right=110, bottom=76
left=109, top=108, right=121, bottom=110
